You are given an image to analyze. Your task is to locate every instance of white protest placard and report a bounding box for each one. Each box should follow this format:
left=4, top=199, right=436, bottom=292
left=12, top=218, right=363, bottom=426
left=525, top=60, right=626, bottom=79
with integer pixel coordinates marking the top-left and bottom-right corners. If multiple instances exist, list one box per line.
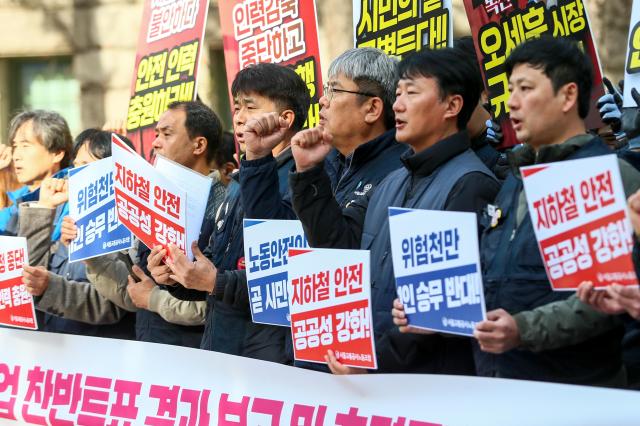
left=111, top=134, right=187, bottom=254
left=521, top=154, right=637, bottom=290
left=243, top=219, right=308, bottom=326
left=154, top=154, right=212, bottom=260
left=3, top=327, right=640, bottom=426
left=0, top=236, right=37, bottom=330
left=68, top=157, right=133, bottom=262
left=388, top=207, right=486, bottom=336
left=287, top=248, right=376, bottom=369
left=624, top=0, right=640, bottom=108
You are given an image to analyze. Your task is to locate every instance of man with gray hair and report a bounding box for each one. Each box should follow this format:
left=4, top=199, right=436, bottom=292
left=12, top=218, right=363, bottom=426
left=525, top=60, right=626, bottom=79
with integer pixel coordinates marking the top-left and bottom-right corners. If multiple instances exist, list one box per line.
left=240, top=47, right=406, bottom=220
left=229, top=47, right=407, bottom=371
left=1, top=110, right=72, bottom=236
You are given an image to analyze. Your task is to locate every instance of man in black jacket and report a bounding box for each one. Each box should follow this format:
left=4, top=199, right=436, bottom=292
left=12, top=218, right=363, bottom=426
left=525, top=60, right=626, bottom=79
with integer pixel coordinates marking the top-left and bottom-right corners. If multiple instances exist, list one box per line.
left=239, top=47, right=407, bottom=220
left=289, top=47, right=499, bottom=374
left=153, top=64, right=310, bottom=363
left=235, top=47, right=407, bottom=371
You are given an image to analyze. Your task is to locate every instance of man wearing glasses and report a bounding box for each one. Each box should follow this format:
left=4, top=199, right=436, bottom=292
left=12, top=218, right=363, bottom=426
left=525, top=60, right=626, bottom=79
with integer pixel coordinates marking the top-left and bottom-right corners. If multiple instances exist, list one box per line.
left=289, top=47, right=500, bottom=374
left=219, top=48, right=407, bottom=372
left=239, top=47, right=407, bottom=222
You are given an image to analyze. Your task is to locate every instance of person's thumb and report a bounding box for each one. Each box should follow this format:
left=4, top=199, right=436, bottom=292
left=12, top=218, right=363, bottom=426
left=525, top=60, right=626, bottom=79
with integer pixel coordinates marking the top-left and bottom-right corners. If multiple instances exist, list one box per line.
left=192, top=241, right=207, bottom=262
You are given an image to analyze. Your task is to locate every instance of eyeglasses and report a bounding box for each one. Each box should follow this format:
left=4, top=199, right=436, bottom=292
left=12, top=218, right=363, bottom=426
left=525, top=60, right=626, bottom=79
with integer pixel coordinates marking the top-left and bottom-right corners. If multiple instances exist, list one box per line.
left=322, top=84, right=376, bottom=102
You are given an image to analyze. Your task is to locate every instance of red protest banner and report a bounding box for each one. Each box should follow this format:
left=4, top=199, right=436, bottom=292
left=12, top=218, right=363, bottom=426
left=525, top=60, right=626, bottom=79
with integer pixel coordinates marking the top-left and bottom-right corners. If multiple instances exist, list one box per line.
left=287, top=248, right=376, bottom=369
left=111, top=134, right=187, bottom=254
left=521, top=155, right=637, bottom=290
left=218, top=0, right=323, bottom=130
left=125, top=0, right=210, bottom=160
left=463, top=0, right=604, bottom=149
left=0, top=237, right=37, bottom=330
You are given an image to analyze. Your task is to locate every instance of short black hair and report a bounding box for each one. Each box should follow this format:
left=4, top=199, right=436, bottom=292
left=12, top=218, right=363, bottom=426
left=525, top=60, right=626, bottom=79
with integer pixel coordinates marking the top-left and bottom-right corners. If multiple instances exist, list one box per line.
left=505, top=36, right=593, bottom=119
left=397, top=47, right=481, bottom=129
left=73, top=129, right=134, bottom=161
left=167, top=101, right=223, bottom=163
left=214, top=131, right=238, bottom=169
left=231, top=63, right=311, bottom=132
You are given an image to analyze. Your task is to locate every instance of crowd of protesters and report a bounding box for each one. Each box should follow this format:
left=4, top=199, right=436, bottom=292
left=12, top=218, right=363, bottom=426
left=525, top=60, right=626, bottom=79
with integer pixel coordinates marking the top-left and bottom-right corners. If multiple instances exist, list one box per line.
left=4, top=35, right=640, bottom=390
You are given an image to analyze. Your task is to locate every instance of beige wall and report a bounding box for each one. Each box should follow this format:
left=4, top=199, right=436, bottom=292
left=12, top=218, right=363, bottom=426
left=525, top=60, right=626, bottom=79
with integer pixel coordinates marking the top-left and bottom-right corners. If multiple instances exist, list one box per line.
left=0, top=0, right=633, bottom=139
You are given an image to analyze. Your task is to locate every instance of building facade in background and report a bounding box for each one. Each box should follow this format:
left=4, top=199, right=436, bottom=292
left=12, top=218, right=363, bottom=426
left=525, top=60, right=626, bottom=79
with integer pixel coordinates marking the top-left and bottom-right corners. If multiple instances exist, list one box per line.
left=0, top=0, right=630, bottom=141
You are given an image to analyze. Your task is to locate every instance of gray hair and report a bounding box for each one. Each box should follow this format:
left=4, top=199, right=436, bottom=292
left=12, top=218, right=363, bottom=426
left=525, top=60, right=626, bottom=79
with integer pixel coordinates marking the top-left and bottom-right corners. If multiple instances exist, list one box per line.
left=9, top=110, right=73, bottom=169
left=328, top=48, right=398, bottom=129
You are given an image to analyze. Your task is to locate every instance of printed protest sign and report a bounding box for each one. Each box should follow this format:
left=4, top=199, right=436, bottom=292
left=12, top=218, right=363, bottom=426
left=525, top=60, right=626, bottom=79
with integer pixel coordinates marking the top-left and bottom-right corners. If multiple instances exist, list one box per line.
left=219, top=0, right=323, bottom=130
left=68, top=158, right=133, bottom=262
left=0, top=236, right=36, bottom=330
left=353, top=0, right=453, bottom=57
left=388, top=208, right=486, bottom=336
left=624, top=0, right=640, bottom=108
left=243, top=219, right=308, bottom=326
left=4, top=327, right=640, bottom=426
left=287, top=248, right=376, bottom=369
left=125, top=0, right=210, bottom=159
left=154, top=154, right=211, bottom=260
left=521, top=154, right=637, bottom=290
left=463, top=0, right=604, bottom=148
left=111, top=134, right=187, bottom=254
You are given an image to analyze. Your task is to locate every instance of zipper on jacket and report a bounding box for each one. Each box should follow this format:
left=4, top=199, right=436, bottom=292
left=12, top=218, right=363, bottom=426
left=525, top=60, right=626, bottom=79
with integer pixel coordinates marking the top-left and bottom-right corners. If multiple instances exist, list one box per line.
left=402, top=173, right=415, bottom=205
left=333, top=153, right=354, bottom=198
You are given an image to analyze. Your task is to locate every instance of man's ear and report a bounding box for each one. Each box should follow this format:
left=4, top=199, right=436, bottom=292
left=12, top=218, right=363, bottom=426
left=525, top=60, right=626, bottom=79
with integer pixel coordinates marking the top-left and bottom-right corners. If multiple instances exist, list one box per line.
left=363, top=97, right=385, bottom=125
left=193, top=136, right=207, bottom=156
left=280, top=109, right=296, bottom=129
left=443, top=94, right=464, bottom=123
left=51, top=150, right=65, bottom=165
left=560, top=82, right=579, bottom=114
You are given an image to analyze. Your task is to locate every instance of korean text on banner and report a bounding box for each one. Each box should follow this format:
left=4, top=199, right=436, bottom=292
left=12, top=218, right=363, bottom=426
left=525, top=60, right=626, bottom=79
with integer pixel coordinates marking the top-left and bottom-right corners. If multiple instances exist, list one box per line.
left=68, top=157, right=133, bottom=263
left=352, top=0, right=453, bottom=57
left=624, top=0, right=640, bottom=108
left=463, top=0, right=604, bottom=149
left=125, top=0, right=210, bottom=159
left=388, top=207, right=486, bottom=336
left=521, top=154, right=638, bottom=290
left=243, top=219, right=308, bottom=326
left=287, top=248, right=377, bottom=369
left=3, top=328, right=640, bottom=425
left=154, top=154, right=212, bottom=260
left=0, top=237, right=37, bottom=330
left=219, top=0, right=323, bottom=130
left=111, top=134, right=187, bottom=254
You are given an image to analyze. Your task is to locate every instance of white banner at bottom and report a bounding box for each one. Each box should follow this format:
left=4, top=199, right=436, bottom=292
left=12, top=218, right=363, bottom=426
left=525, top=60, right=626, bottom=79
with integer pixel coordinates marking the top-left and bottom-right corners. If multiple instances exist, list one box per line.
left=0, top=328, right=638, bottom=426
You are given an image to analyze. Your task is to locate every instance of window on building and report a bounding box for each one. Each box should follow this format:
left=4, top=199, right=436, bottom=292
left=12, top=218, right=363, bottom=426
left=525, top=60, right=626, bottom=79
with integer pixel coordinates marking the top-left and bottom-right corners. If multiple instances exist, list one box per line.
left=8, top=57, right=81, bottom=135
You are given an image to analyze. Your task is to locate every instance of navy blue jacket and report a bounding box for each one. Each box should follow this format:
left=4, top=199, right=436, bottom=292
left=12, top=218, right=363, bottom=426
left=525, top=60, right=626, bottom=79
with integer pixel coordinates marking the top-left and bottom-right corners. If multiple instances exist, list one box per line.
left=291, top=131, right=500, bottom=373
left=239, top=129, right=407, bottom=220
left=199, top=149, right=295, bottom=361
left=237, top=130, right=406, bottom=367
left=478, top=136, right=625, bottom=385
left=135, top=178, right=226, bottom=348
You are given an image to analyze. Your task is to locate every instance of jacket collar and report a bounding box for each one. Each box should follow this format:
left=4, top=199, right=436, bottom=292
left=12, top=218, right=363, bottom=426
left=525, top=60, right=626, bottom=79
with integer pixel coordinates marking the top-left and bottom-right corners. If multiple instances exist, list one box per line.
left=508, top=133, right=598, bottom=176
left=327, top=128, right=399, bottom=168
left=400, top=130, right=471, bottom=177
left=275, top=144, right=293, bottom=167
